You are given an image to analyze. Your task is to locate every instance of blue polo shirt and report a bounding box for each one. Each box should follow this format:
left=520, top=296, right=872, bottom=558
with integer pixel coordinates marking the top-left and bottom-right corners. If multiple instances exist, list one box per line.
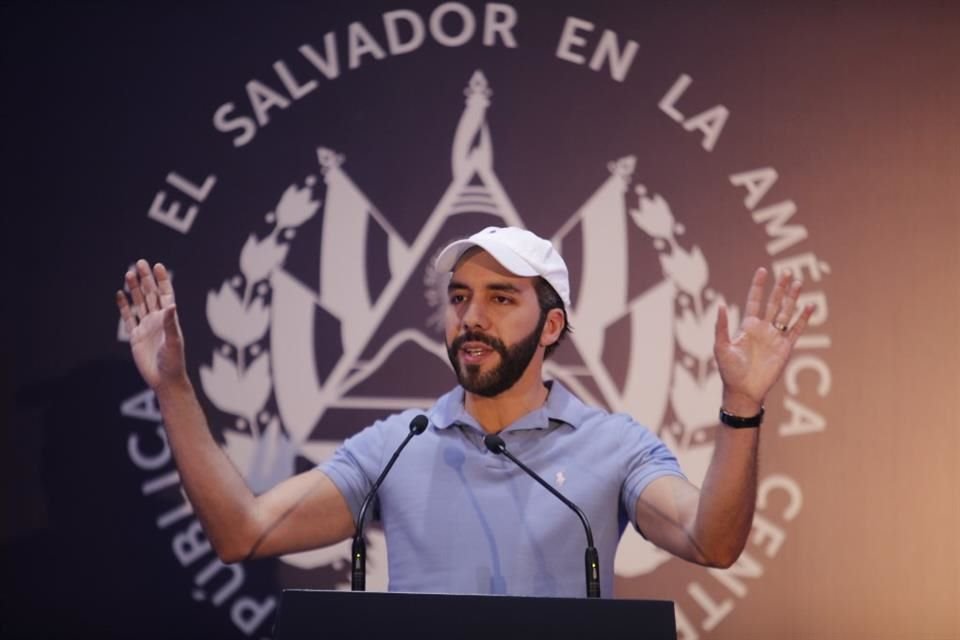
left=319, top=381, right=685, bottom=597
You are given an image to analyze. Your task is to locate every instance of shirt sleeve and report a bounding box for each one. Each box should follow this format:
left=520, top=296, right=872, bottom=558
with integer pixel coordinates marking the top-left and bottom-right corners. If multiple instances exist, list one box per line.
left=316, top=410, right=419, bottom=521
left=619, top=417, right=687, bottom=530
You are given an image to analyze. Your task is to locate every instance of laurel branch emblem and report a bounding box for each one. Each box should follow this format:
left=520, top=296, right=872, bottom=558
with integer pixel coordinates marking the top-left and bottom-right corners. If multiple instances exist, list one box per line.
left=198, top=73, right=734, bottom=581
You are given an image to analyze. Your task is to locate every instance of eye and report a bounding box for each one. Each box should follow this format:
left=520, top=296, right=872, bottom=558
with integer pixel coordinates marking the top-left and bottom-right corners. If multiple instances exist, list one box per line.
left=449, top=293, right=466, bottom=304
left=493, top=295, right=513, bottom=305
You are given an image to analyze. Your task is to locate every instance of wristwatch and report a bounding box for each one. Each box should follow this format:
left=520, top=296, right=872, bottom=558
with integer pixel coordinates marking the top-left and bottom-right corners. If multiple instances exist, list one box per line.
left=718, top=406, right=764, bottom=428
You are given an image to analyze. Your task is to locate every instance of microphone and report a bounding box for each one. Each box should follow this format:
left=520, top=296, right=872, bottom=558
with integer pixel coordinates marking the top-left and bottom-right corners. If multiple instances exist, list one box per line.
left=483, top=433, right=601, bottom=598
left=351, top=414, right=429, bottom=591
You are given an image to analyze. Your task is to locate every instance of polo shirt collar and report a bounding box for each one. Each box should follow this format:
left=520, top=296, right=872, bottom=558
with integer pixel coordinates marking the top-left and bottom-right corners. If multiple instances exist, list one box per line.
left=428, top=380, right=591, bottom=433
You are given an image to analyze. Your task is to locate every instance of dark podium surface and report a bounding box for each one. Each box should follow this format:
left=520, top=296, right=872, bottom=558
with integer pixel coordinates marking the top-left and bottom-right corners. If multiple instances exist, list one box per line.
left=274, top=589, right=677, bottom=639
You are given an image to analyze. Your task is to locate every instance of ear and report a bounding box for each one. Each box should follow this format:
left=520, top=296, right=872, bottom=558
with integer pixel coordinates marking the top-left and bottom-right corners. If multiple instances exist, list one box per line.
left=539, top=308, right=565, bottom=348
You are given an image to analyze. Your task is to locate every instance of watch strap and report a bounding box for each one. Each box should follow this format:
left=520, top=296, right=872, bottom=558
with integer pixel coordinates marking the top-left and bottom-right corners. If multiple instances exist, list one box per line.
left=719, top=406, right=764, bottom=428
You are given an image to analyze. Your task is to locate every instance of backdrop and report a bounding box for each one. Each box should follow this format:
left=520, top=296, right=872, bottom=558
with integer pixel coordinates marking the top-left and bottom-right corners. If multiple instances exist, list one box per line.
left=3, top=2, right=958, bottom=639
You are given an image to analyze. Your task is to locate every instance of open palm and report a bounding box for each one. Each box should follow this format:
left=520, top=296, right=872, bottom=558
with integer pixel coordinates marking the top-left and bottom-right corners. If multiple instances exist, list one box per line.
left=714, top=268, right=814, bottom=408
left=116, top=260, right=187, bottom=391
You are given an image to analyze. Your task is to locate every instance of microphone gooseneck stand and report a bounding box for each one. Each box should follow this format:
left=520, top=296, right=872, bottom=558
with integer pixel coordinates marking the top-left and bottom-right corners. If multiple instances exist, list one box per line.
left=483, top=433, right=601, bottom=598
left=351, top=414, right=428, bottom=591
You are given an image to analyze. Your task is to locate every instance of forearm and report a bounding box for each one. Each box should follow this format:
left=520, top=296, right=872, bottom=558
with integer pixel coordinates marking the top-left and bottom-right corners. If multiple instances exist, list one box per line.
left=691, top=394, right=761, bottom=567
left=119, top=263, right=355, bottom=562
left=691, top=425, right=758, bottom=567
left=679, top=265, right=811, bottom=567
left=155, top=377, right=260, bottom=561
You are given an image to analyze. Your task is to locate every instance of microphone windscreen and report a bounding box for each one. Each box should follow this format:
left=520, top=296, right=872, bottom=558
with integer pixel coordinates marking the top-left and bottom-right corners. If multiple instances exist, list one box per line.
left=409, top=414, right=429, bottom=434
left=483, top=434, right=506, bottom=454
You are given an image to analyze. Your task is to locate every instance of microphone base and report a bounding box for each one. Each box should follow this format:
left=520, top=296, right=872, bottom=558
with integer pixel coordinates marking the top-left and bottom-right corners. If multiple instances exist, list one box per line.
left=585, top=546, right=601, bottom=599
left=351, top=536, right=366, bottom=591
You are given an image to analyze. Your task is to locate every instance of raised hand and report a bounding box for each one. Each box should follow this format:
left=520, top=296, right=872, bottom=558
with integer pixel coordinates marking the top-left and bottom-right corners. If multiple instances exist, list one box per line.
left=713, top=268, right=814, bottom=414
left=116, top=260, right=188, bottom=391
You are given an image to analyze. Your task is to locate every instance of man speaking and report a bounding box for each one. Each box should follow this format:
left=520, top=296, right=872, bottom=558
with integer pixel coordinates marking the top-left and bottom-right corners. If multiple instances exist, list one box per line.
left=116, top=226, right=813, bottom=597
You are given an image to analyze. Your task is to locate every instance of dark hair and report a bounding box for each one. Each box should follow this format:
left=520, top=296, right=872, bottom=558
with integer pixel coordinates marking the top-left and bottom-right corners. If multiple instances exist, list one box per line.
left=534, top=277, right=572, bottom=358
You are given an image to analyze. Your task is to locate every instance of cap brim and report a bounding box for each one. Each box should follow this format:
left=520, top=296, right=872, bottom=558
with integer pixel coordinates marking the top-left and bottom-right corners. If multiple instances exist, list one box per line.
left=434, top=238, right=539, bottom=277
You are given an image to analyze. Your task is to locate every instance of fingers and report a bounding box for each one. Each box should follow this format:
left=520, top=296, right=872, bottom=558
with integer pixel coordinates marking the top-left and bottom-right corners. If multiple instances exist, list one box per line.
left=118, top=259, right=171, bottom=326
left=115, top=290, right=136, bottom=334
left=743, top=268, right=767, bottom=319
left=137, top=259, right=161, bottom=313
left=162, top=305, right=181, bottom=342
left=714, top=304, right=731, bottom=348
left=125, top=267, right=147, bottom=320
left=154, top=263, right=175, bottom=308
left=773, top=279, right=802, bottom=329
left=787, top=304, right=816, bottom=343
left=745, top=266, right=808, bottom=336
left=763, top=270, right=792, bottom=322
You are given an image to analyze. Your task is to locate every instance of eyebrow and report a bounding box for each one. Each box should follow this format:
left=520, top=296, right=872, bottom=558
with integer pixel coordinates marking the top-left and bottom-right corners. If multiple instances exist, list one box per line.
left=447, top=280, right=524, bottom=294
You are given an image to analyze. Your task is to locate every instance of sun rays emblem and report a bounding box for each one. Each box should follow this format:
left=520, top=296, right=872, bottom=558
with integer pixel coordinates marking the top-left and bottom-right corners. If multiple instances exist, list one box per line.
left=198, top=70, right=736, bottom=585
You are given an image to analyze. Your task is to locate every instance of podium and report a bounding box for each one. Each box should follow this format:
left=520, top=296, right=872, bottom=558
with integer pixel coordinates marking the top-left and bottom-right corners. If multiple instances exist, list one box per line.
left=274, top=589, right=677, bottom=639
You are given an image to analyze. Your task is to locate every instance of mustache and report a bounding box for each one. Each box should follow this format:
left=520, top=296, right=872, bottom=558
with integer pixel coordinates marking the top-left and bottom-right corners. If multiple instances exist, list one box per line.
left=449, top=331, right=507, bottom=356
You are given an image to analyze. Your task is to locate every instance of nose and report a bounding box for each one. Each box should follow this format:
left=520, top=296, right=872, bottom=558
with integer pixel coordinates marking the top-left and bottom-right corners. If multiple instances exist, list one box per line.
left=460, top=298, right=489, bottom=331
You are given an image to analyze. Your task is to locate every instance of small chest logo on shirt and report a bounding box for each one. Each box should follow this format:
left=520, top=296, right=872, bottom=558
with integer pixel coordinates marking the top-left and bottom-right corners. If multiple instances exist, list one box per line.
left=555, top=471, right=566, bottom=488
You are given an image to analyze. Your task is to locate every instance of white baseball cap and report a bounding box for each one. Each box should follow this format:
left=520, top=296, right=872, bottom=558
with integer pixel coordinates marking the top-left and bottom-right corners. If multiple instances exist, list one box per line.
left=434, top=226, right=572, bottom=308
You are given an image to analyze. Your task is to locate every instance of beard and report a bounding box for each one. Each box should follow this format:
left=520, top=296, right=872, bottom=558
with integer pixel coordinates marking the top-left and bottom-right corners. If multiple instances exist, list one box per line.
left=446, top=313, right=546, bottom=398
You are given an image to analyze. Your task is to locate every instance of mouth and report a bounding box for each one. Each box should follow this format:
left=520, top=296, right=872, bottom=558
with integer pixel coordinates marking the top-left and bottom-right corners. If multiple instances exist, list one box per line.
left=459, top=342, right=495, bottom=365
